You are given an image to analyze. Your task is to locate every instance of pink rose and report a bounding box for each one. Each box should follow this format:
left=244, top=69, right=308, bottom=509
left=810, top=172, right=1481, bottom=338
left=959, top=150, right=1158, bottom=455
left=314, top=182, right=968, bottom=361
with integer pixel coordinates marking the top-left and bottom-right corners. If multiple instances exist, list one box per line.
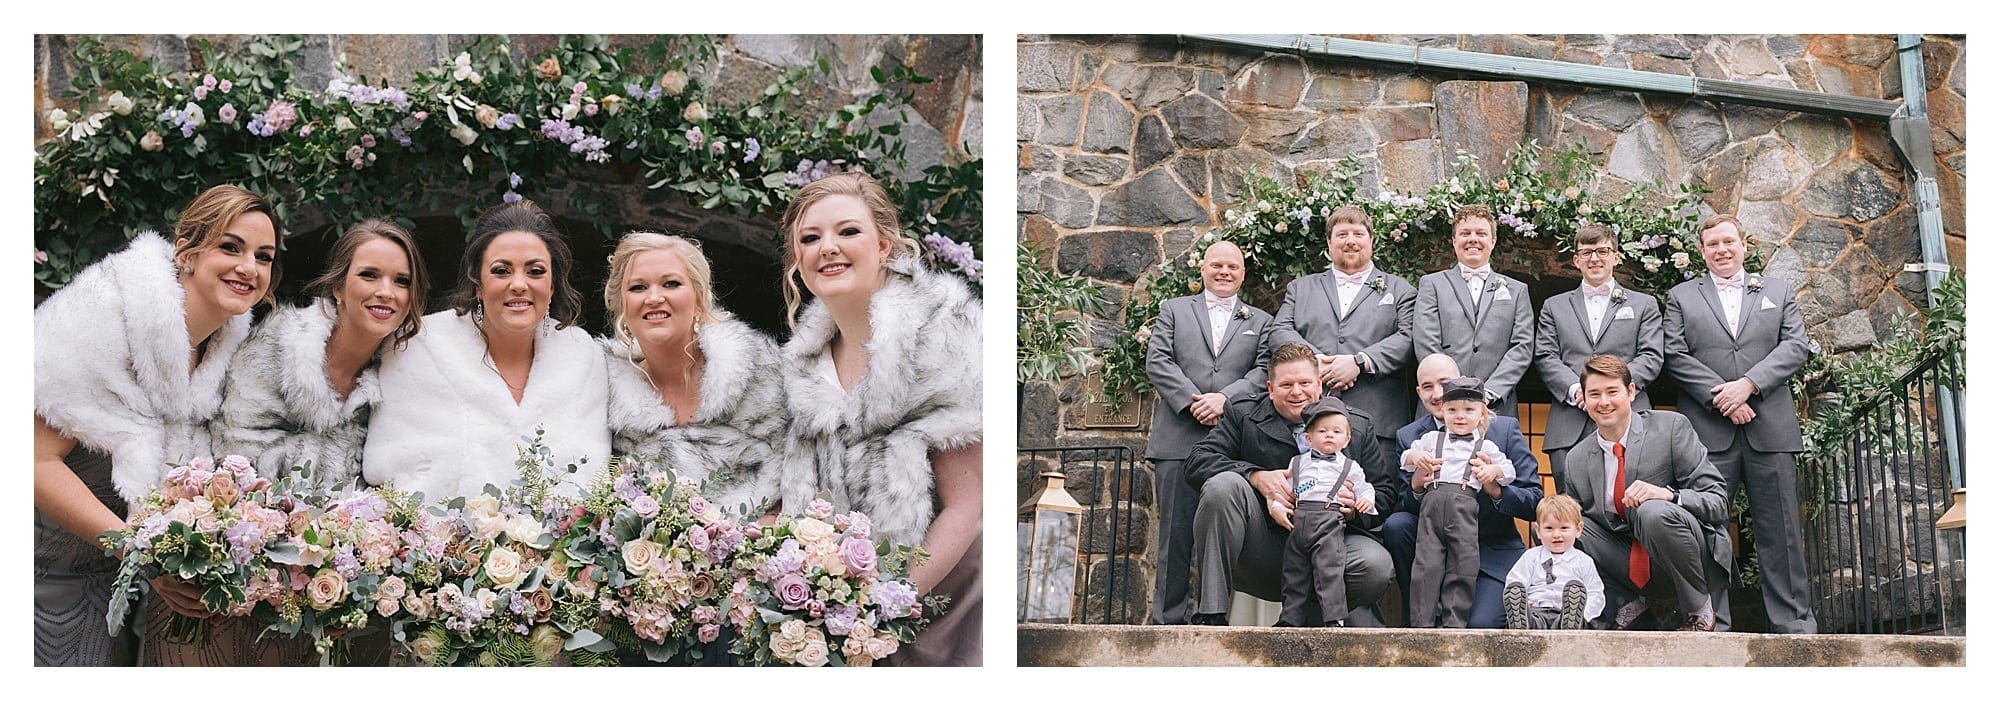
left=805, top=499, right=834, bottom=519
left=839, top=537, right=877, bottom=574
left=698, top=623, right=719, bottom=643
left=775, top=573, right=812, bottom=610
left=203, top=477, right=241, bottom=508
left=687, top=525, right=710, bottom=552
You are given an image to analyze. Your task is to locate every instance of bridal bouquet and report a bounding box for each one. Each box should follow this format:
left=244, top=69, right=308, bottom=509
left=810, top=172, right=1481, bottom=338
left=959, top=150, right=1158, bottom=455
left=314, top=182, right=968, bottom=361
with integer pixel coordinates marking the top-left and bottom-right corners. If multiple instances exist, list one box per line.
left=726, top=500, right=944, bottom=666
left=546, top=460, right=739, bottom=665
left=101, top=455, right=291, bottom=637
left=393, top=435, right=598, bottom=666
left=260, top=474, right=422, bottom=662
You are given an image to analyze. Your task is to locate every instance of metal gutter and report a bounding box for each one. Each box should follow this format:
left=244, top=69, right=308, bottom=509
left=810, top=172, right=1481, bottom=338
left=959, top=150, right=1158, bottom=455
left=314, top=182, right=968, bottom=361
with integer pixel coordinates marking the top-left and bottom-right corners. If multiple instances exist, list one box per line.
left=1181, top=33, right=1902, bottom=121
left=1891, top=34, right=1961, bottom=488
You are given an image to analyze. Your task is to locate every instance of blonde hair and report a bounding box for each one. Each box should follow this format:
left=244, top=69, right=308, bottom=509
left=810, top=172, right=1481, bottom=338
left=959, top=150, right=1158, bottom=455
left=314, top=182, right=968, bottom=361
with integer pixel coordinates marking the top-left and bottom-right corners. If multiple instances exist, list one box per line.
left=172, top=184, right=286, bottom=307
left=603, top=231, right=723, bottom=356
left=1537, top=494, right=1584, bottom=527
left=776, top=171, right=920, bottom=327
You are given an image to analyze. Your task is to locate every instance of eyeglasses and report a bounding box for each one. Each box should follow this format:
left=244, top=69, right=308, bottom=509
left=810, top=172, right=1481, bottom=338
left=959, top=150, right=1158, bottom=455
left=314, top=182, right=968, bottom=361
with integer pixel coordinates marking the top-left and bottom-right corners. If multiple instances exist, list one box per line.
left=1574, top=247, right=1618, bottom=260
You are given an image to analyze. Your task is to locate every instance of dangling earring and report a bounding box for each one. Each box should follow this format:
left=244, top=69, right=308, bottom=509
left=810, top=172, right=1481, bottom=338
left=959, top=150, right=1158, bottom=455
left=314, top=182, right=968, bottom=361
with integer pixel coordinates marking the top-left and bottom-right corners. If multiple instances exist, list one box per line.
left=472, top=301, right=485, bottom=328
left=538, top=316, right=553, bottom=339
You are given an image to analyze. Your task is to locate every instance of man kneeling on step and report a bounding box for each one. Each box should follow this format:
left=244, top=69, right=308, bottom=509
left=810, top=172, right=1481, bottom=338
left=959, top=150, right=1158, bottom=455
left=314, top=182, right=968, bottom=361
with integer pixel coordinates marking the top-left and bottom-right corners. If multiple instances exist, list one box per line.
left=1563, top=354, right=1733, bottom=631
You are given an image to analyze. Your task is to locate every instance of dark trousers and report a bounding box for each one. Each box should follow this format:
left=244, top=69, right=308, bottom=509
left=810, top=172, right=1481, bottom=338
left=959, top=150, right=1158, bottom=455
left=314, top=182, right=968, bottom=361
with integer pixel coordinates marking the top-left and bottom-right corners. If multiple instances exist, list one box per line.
left=1709, top=442, right=1818, bottom=634
left=1192, top=472, right=1394, bottom=622
left=1149, top=459, right=1198, bottom=624
left=1382, top=513, right=1515, bottom=628
left=1577, top=500, right=1715, bottom=622
left=1408, top=483, right=1480, bottom=628
left=1279, top=501, right=1349, bottom=626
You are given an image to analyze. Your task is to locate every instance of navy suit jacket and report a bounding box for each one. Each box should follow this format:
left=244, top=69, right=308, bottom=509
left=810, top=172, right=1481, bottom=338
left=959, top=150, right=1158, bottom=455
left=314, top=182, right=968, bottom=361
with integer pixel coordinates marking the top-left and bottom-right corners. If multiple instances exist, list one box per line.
left=1394, top=414, right=1543, bottom=553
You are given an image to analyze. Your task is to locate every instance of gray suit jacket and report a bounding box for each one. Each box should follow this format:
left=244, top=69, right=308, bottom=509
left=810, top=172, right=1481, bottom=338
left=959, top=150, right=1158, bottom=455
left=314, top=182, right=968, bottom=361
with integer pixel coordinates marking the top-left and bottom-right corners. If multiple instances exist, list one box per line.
left=1259, top=268, right=1417, bottom=440
left=1144, top=294, right=1273, bottom=460
left=1663, top=274, right=1812, bottom=453
left=1414, top=268, right=1535, bottom=404
left=1561, top=410, right=1733, bottom=573
left=1533, top=286, right=1665, bottom=452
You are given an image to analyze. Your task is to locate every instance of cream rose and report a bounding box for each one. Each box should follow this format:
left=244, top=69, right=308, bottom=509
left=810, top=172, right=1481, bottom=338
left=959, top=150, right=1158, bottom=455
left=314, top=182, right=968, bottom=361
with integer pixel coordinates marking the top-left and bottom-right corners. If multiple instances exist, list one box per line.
left=409, top=628, right=448, bottom=665
left=403, top=593, right=433, bottom=620
left=621, top=539, right=663, bottom=576
left=529, top=624, right=566, bottom=663
left=484, top=547, right=527, bottom=589
left=139, top=130, right=163, bottom=152
left=659, top=70, right=688, bottom=95
left=797, top=638, right=830, bottom=667
left=505, top=515, right=547, bottom=547
left=475, top=104, right=500, bottom=129
left=307, top=568, right=348, bottom=611
left=682, top=102, right=708, bottom=122
left=792, top=518, right=836, bottom=546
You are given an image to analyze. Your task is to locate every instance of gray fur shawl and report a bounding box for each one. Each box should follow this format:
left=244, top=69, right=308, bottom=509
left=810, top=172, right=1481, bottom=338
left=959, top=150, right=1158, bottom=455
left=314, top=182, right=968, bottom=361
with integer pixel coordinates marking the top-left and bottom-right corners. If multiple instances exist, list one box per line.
left=34, top=232, right=254, bottom=504
left=604, top=315, right=786, bottom=515
left=214, top=299, right=380, bottom=484
left=777, top=259, right=983, bottom=546
left=362, top=309, right=610, bottom=503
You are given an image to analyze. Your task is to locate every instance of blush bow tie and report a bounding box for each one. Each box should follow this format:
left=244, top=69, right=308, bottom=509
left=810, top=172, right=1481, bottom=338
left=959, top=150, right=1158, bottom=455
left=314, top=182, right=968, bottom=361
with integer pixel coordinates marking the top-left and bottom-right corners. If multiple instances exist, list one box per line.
left=1206, top=297, right=1235, bottom=311
left=1582, top=283, right=1613, bottom=300
left=1461, top=269, right=1491, bottom=283
left=1715, top=275, right=1746, bottom=289
left=1335, top=271, right=1371, bottom=286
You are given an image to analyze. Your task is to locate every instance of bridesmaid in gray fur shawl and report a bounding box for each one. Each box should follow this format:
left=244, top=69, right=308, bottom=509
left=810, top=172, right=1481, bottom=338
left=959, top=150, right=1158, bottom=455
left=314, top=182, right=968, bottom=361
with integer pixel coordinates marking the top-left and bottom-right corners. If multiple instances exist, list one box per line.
left=33, top=185, right=281, bottom=666
left=601, top=232, right=785, bottom=515
left=216, top=219, right=430, bottom=486
left=775, top=172, right=982, bottom=666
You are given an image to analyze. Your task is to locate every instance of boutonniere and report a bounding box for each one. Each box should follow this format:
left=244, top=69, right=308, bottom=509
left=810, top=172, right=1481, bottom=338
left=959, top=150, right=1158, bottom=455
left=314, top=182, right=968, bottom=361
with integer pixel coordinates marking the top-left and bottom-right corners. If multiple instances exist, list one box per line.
left=1233, top=306, right=1253, bottom=321
left=1747, top=274, right=1764, bottom=293
left=1611, top=288, right=1628, bottom=304
left=1368, top=276, right=1386, bottom=293
left=1486, top=279, right=1500, bottom=292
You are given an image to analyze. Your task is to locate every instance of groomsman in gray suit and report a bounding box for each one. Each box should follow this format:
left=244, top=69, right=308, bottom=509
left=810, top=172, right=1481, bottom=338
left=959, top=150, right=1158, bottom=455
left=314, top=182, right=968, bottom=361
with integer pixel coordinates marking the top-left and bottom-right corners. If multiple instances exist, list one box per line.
left=1564, top=354, right=1732, bottom=631
left=1664, top=215, right=1818, bottom=634
left=1144, top=240, right=1273, bottom=625
left=1263, top=205, right=1417, bottom=462
left=1414, top=205, right=1535, bottom=417
left=1534, top=224, right=1665, bottom=483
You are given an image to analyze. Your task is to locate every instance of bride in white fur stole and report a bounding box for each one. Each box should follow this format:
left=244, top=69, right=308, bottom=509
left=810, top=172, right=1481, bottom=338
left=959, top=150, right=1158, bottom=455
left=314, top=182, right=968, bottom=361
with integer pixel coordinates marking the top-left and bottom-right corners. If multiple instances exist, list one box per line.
left=363, top=200, right=609, bottom=503
left=774, top=172, right=983, bottom=666
left=216, top=219, right=430, bottom=486
left=601, top=232, right=786, bottom=516
left=33, top=185, right=281, bottom=666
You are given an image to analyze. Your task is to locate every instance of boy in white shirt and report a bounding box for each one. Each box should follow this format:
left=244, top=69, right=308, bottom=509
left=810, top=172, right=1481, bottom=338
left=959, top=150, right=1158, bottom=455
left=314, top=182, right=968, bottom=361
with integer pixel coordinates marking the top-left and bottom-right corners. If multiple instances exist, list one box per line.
left=1271, top=398, right=1377, bottom=626
left=1403, top=377, right=1516, bottom=628
left=1504, top=494, right=1606, bottom=629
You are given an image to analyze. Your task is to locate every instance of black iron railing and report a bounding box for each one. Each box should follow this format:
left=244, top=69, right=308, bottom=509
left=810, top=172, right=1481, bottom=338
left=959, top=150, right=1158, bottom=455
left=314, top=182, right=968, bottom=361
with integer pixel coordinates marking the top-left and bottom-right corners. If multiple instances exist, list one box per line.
left=1801, top=351, right=1964, bottom=634
left=1018, top=445, right=1146, bottom=624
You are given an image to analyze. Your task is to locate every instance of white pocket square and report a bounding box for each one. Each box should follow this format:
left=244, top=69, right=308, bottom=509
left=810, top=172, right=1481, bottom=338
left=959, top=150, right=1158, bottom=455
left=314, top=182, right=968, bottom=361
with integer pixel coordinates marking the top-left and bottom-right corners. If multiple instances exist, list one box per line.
left=1494, top=287, right=1513, bottom=302
left=1760, top=296, right=1778, bottom=311
left=1240, top=329, right=1258, bottom=335
left=1379, top=294, right=1394, bottom=305
left=1614, top=307, right=1636, bottom=320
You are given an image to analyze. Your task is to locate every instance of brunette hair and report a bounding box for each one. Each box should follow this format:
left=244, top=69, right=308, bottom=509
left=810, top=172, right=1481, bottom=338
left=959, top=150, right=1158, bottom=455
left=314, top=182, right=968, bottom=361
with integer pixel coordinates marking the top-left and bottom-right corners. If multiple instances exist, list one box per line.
left=1325, top=205, right=1372, bottom=233
left=1537, top=494, right=1584, bottom=526
left=1268, top=342, right=1318, bottom=375
left=603, top=231, right=724, bottom=353
left=172, top=184, right=286, bottom=307
left=1698, top=214, right=1747, bottom=245
left=1574, top=224, right=1616, bottom=249
left=445, top=199, right=583, bottom=329
left=304, top=218, right=429, bottom=350
left=1582, top=353, right=1634, bottom=388
left=1451, top=204, right=1496, bottom=230
left=776, top=171, right=920, bottom=327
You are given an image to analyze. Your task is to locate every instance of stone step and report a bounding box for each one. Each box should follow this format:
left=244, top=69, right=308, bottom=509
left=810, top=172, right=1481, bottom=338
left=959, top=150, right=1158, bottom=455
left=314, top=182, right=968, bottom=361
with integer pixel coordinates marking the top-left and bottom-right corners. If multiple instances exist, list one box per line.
left=1017, top=624, right=1964, bottom=667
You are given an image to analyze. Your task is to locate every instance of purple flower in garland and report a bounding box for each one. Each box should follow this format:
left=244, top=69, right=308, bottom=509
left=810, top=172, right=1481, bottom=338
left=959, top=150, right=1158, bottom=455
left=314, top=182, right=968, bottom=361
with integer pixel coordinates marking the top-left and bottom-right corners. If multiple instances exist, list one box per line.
left=390, top=127, right=412, bottom=148
left=742, top=137, right=761, bottom=163
left=923, top=233, right=982, bottom=282
left=494, top=113, right=521, bottom=131
left=1637, top=234, right=1667, bottom=250
left=783, top=158, right=834, bottom=186
left=509, top=172, right=523, bottom=189
left=625, top=83, right=645, bottom=99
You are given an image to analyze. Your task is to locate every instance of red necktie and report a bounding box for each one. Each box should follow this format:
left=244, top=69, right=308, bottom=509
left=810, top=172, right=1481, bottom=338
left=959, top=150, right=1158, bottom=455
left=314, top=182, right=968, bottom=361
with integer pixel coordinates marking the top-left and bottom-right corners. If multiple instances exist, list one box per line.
left=1612, top=442, right=1651, bottom=589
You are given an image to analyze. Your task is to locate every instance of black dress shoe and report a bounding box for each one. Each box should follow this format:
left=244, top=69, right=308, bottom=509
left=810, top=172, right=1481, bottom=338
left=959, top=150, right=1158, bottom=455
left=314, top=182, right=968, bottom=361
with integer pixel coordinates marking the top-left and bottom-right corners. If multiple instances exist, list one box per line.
left=1191, top=612, right=1230, bottom=626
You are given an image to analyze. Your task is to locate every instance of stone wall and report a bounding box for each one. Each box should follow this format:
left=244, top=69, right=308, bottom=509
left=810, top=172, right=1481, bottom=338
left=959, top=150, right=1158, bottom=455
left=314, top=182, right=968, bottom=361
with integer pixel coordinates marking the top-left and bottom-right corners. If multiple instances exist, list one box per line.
left=1017, top=34, right=1966, bottom=623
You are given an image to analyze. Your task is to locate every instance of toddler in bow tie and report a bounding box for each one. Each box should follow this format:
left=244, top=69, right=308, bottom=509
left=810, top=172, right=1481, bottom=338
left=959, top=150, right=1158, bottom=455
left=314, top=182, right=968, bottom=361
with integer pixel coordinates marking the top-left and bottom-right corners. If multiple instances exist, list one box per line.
left=1273, top=399, right=1375, bottom=627
left=1403, top=377, right=1515, bottom=628
left=1503, top=495, right=1605, bottom=629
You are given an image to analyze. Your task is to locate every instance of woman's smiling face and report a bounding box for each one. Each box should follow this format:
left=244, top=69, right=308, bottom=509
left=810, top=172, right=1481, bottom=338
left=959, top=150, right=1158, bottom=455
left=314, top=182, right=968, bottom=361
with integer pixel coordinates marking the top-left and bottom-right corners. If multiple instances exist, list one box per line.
left=791, top=194, right=892, bottom=302
left=477, top=231, right=553, bottom=336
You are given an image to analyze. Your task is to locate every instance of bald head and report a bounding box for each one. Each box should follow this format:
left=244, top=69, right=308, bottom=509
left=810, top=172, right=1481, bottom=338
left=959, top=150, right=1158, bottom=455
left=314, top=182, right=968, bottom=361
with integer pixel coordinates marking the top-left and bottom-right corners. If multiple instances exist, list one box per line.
left=1416, top=353, right=1463, bottom=419
left=1201, top=240, right=1245, bottom=297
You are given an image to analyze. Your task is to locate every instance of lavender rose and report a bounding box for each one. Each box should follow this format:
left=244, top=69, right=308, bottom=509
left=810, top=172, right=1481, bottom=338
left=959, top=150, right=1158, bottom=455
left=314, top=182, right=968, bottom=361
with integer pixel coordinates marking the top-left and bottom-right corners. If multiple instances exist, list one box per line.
left=839, top=537, right=878, bottom=574
left=775, top=573, right=813, bottom=610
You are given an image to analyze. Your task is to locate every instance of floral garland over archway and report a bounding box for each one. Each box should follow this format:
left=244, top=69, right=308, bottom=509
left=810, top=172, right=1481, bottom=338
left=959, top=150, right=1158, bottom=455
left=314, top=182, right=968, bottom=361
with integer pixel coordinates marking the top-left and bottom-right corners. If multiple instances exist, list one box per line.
left=1098, top=141, right=1722, bottom=398
left=35, top=35, right=982, bottom=292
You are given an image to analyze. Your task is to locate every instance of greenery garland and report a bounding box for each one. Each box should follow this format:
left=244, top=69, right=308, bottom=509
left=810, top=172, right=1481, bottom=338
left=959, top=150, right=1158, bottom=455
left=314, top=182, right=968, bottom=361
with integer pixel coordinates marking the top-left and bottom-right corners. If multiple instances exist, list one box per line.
left=35, top=34, right=982, bottom=293
left=1097, top=140, right=1719, bottom=399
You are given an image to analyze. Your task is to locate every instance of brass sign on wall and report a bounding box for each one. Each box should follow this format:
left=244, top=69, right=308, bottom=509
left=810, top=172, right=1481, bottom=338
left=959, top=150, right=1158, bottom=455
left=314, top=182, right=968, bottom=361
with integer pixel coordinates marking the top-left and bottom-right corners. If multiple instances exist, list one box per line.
left=1072, top=375, right=1144, bottom=429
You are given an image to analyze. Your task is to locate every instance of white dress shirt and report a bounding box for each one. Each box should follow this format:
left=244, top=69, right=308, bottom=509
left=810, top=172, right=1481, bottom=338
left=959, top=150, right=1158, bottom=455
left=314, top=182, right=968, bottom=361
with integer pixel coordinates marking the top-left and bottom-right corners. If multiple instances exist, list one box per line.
left=1294, top=451, right=1376, bottom=504
left=1594, top=425, right=1631, bottom=514
left=1713, top=272, right=1745, bottom=335
left=1505, top=545, right=1607, bottom=619
left=1333, top=264, right=1373, bottom=316
left=1460, top=263, right=1492, bottom=305
left=1581, top=282, right=1614, bottom=340
left=1409, top=429, right=1504, bottom=486
left=1203, top=290, right=1236, bottom=354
